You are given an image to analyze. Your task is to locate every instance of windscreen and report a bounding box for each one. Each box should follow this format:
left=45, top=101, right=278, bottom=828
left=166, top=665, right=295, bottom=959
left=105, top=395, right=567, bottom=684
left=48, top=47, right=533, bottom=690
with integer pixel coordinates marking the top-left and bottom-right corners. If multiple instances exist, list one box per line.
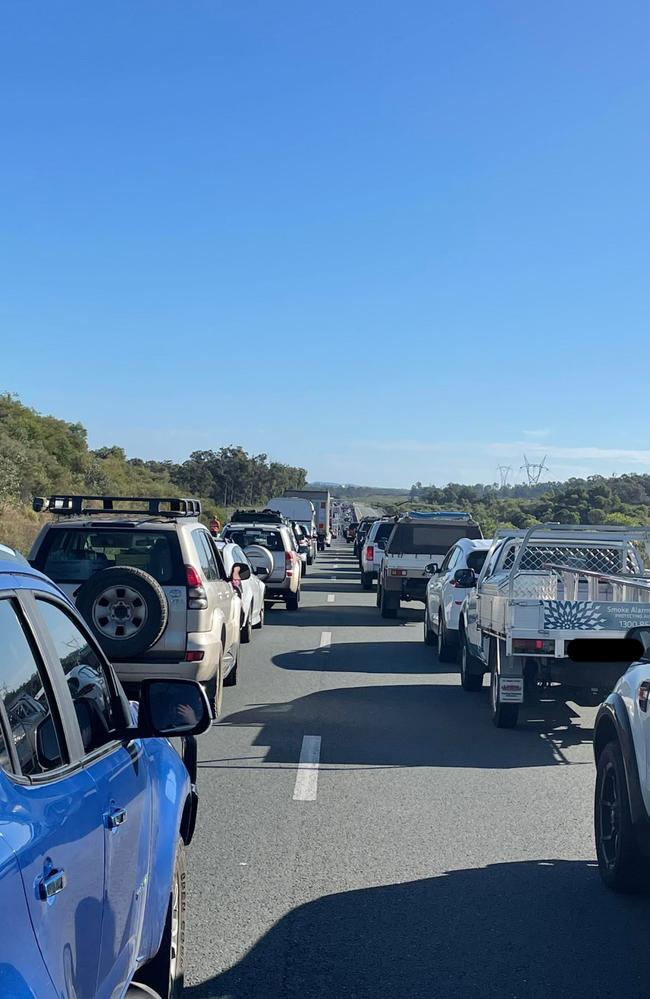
left=35, top=528, right=182, bottom=584
left=386, top=523, right=482, bottom=556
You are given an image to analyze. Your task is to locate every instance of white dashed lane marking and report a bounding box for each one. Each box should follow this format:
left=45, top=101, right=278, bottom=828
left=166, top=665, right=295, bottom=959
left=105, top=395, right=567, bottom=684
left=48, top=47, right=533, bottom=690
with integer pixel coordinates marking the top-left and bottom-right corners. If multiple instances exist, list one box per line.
left=293, top=735, right=321, bottom=801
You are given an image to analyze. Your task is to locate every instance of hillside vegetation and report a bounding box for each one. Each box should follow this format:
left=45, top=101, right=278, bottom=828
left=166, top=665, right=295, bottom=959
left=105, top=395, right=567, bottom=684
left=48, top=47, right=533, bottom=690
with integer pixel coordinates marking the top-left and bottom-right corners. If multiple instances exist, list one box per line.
left=0, top=394, right=307, bottom=552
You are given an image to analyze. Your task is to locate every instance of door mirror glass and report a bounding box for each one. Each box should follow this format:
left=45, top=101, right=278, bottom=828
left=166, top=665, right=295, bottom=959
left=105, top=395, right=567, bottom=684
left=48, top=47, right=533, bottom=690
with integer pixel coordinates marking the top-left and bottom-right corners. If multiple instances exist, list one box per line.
left=626, top=628, right=650, bottom=657
left=454, top=568, right=477, bottom=588
left=424, top=562, right=439, bottom=575
left=36, top=715, right=63, bottom=770
left=231, top=562, right=251, bottom=581
left=138, top=679, right=211, bottom=737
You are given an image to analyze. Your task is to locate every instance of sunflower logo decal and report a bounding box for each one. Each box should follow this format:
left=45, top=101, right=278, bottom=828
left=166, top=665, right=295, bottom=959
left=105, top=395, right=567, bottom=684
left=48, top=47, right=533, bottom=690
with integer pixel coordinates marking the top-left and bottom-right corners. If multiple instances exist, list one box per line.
left=543, top=601, right=608, bottom=631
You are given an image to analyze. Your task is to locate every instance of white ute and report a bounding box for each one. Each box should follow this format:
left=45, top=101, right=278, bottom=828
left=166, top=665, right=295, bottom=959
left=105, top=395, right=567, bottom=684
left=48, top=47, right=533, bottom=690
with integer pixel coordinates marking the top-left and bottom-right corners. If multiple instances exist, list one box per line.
left=458, top=523, right=650, bottom=728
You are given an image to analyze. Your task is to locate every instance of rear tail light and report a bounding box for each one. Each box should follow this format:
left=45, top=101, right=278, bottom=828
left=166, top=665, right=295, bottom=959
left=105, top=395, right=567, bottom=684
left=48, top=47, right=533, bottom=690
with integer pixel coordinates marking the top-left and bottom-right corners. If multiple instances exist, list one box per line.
left=285, top=551, right=294, bottom=576
left=185, top=650, right=205, bottom=662
left=390, top=568, right=407, bottom=577
left=186, top=565, right=208, bottom=610
left=366, top=545, right=374, bottom=561
left=186, top=565, right=202, bottom=588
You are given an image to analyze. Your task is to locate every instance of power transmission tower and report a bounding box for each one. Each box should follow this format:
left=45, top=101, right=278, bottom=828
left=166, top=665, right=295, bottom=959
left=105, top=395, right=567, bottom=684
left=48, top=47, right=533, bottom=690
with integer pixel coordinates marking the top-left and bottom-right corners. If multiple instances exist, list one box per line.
left=520, top=454, right=549, bottom=486
left=497, top=465, right=512, bottom=488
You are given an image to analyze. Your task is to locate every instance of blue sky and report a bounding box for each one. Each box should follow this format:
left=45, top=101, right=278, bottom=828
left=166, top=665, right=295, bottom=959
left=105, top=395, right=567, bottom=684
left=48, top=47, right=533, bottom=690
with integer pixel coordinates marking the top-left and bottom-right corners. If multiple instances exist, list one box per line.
left=2, top=1, right=649, bottom=488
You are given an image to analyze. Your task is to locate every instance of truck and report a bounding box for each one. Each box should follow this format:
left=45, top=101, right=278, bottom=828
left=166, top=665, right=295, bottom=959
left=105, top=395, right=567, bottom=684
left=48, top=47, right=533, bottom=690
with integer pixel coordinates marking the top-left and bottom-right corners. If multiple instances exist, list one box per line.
left=377, top=511, right=483, bottom=619
left=458, top=523, right=650, bottom=729
left=283, top=489, right=331, bottom=551
left=265, top=496, right=317, bottom=563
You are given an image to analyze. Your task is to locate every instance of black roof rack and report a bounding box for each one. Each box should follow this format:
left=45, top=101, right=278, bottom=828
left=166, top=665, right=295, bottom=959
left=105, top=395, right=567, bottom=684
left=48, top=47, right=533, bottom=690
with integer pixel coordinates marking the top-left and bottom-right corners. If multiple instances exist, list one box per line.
left=33, top=495, right=202, bottom=518
left=230, top=508, right=289, bottom=525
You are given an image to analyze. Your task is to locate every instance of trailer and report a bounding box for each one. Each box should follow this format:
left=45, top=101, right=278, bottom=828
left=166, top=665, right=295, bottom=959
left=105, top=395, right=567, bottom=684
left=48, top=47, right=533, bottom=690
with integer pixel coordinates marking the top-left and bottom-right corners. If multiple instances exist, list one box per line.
left=458, top=523, right=650, bottom=727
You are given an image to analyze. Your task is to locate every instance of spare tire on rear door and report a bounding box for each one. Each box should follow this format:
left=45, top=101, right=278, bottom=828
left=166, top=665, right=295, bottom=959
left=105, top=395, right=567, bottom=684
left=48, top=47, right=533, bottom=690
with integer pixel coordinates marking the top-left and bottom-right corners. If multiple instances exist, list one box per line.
left=243, top=544, right=274, bottom=578
left=76, top=565, right=168, bottom=660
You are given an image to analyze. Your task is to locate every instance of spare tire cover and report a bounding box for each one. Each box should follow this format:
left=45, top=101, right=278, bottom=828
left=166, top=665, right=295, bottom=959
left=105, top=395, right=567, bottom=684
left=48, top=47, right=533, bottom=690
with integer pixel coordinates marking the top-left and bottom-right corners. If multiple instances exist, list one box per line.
left=75, top=565, right=168, bottom=660
left=243, top=544, right=274, bottom=577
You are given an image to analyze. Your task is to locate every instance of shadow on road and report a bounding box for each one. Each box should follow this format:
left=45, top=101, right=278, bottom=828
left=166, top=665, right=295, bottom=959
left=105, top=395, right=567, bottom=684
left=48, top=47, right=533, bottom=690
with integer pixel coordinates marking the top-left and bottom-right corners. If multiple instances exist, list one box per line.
left=184, top=859, right=649, bottom=999
left=265, top=607, right=420, bottom=628
left=213, top=682, right=591, bottom=769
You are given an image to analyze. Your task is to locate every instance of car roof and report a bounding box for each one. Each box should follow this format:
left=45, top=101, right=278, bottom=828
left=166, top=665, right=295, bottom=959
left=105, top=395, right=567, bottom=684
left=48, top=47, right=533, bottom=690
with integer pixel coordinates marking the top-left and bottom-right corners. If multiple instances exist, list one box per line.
left=0, top=546, right=68, bottom=597
left=455, top=538, right=493, bottom=551
left=223, top=522, right=284, bottom=531
left=39, top=517, right=182, bottom=530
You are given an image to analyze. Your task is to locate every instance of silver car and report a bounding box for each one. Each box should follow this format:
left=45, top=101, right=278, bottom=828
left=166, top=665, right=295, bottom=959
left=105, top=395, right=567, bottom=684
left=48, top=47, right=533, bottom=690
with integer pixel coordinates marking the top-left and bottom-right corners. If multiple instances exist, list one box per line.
left=221, top=522, right=301, bottom=610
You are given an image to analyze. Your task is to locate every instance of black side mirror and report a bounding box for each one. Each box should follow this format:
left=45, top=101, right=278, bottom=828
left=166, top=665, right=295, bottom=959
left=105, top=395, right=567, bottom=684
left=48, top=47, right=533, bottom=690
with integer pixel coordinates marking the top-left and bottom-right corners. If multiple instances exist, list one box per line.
left=231, top=562, right=251, bottom=581
left=424, top=562, right=439, bottom=575
left=454, top=568, right=477, bottom=588
left=36, top=715, right=63, bottom=770
left=136, top=679, right=211, bottom=738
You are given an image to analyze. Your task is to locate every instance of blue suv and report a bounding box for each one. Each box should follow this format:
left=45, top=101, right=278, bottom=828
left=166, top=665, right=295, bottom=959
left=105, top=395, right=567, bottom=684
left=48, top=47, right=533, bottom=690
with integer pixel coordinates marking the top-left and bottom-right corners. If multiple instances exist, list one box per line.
left=0, top=544, right=210, bottom=998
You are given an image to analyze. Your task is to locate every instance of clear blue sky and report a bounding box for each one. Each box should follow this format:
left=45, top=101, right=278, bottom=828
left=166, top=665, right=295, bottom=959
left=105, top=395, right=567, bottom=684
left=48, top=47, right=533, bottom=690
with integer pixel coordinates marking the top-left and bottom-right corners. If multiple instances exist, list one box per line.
left=2, top=1, right=649, bottom=488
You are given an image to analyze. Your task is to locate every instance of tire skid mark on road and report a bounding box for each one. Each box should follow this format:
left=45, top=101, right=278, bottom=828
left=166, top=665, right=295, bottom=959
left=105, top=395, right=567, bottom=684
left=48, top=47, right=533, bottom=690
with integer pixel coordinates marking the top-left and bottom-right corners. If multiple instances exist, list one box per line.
left=292, top=735, right=321, bottom=801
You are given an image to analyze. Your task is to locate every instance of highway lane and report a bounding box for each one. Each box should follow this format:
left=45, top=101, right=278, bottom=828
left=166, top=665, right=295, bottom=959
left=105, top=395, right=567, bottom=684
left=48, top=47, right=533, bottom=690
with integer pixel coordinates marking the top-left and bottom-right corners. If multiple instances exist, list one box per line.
left=184, top=541, right=650, bottom=999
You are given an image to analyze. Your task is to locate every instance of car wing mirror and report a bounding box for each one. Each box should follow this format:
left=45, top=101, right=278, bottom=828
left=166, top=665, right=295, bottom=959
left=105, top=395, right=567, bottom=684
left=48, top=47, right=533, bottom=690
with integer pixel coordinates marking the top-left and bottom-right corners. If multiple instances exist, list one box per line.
left=454, top=568, right=477, bottom=588
left=424, top=562, right=439, bottom=575
left=231, top=561, right=251, bottom=581
left=135, top=679, right=212, bottom=738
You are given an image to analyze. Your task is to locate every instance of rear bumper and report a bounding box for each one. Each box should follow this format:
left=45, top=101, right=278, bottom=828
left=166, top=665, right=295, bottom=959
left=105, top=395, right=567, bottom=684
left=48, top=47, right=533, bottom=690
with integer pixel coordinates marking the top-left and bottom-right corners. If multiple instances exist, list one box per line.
left=113, top=630, right=221, bottom=685
left=383, top=576, right=428, bottom=602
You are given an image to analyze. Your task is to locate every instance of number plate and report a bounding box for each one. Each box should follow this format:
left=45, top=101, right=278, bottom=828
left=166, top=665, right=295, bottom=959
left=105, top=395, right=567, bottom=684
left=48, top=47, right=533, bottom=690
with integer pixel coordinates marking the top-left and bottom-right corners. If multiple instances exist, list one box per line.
left=499, top=677, right=524, bottom=703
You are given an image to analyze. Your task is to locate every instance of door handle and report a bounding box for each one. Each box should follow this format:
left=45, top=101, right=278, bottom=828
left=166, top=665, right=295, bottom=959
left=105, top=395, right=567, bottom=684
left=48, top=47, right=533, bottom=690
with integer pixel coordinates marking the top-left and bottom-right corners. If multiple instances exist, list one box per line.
left=38, top=868, right=66, bottom=902
left=106, top=806, right=128, bottom=830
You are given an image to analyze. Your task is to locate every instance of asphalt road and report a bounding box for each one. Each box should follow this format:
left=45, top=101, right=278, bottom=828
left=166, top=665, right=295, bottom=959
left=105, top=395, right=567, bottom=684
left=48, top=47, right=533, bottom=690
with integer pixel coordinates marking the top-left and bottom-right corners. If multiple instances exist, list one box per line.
left=184, top=541, right=650, bottom=999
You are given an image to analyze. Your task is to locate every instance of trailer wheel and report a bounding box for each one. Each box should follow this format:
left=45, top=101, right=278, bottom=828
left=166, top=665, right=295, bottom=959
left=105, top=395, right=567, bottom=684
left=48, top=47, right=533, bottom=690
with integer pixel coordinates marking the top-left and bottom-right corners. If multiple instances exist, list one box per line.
left=489, top=639, right=519, bottom=728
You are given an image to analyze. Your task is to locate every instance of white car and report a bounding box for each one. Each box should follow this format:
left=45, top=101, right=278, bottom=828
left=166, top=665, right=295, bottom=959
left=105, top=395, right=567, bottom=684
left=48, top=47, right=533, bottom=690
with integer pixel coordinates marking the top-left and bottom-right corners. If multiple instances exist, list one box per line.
left=360, top=519, right=395, bottom=590
left=424, top=537, right=492, bottom=661
left=215, top=540, right=266, bottom=642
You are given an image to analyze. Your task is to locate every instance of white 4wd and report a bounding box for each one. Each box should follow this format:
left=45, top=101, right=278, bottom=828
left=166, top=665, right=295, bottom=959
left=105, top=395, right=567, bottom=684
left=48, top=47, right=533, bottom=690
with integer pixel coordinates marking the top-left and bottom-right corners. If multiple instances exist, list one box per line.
left=360, top=520, right=394, bottom=590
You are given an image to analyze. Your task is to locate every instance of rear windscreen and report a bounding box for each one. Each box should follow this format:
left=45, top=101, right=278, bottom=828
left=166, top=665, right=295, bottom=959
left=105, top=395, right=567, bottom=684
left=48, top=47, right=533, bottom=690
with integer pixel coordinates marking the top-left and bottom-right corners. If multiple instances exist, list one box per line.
left=35, top=528, right=183, bottom=584
left=223, top=528, right=285, bottom=552
left=387, top=524, right=482, bottom=555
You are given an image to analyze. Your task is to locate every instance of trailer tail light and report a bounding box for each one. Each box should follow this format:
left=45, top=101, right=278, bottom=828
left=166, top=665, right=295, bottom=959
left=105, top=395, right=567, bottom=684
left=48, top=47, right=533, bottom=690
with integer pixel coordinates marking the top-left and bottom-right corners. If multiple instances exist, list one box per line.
left=186, top=565, right=208, bottom=610
left=185, top=650, right=205, bottom=662
left=390, top=568, right=407, bottom=576
left=512, top=638, right=555, bottom=655
left=366, top=545, right=374, bottom=561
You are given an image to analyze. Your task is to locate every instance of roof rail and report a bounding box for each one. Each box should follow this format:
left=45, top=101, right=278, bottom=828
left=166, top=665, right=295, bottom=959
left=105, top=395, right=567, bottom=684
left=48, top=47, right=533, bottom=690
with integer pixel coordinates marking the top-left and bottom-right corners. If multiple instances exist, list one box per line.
left=230, top=508, right=289, bottom=525
left=32, top=495, right=202, bottom=518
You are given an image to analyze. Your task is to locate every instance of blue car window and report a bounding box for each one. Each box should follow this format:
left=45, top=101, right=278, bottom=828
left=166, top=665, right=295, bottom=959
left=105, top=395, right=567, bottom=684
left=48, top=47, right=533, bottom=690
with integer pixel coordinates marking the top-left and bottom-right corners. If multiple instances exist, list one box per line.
left=36, top=599, right=118, bottom=756
left=0, top=599, right=65, bottom=775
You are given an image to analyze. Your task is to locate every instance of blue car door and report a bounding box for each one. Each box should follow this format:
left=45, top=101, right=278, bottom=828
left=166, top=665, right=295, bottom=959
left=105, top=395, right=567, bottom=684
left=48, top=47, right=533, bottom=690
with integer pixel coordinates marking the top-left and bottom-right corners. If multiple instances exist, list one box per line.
left=34, top=597, right=153, bottom=999
left=0, top=596, right=105, bottom=999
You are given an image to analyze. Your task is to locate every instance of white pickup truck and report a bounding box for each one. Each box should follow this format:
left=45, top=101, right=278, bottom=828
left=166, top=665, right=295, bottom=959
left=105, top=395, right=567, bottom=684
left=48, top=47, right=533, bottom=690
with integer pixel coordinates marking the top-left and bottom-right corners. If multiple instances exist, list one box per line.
left=458, top=523, right=650, bottom=728
left=377, top=511, right=483, bottom=618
